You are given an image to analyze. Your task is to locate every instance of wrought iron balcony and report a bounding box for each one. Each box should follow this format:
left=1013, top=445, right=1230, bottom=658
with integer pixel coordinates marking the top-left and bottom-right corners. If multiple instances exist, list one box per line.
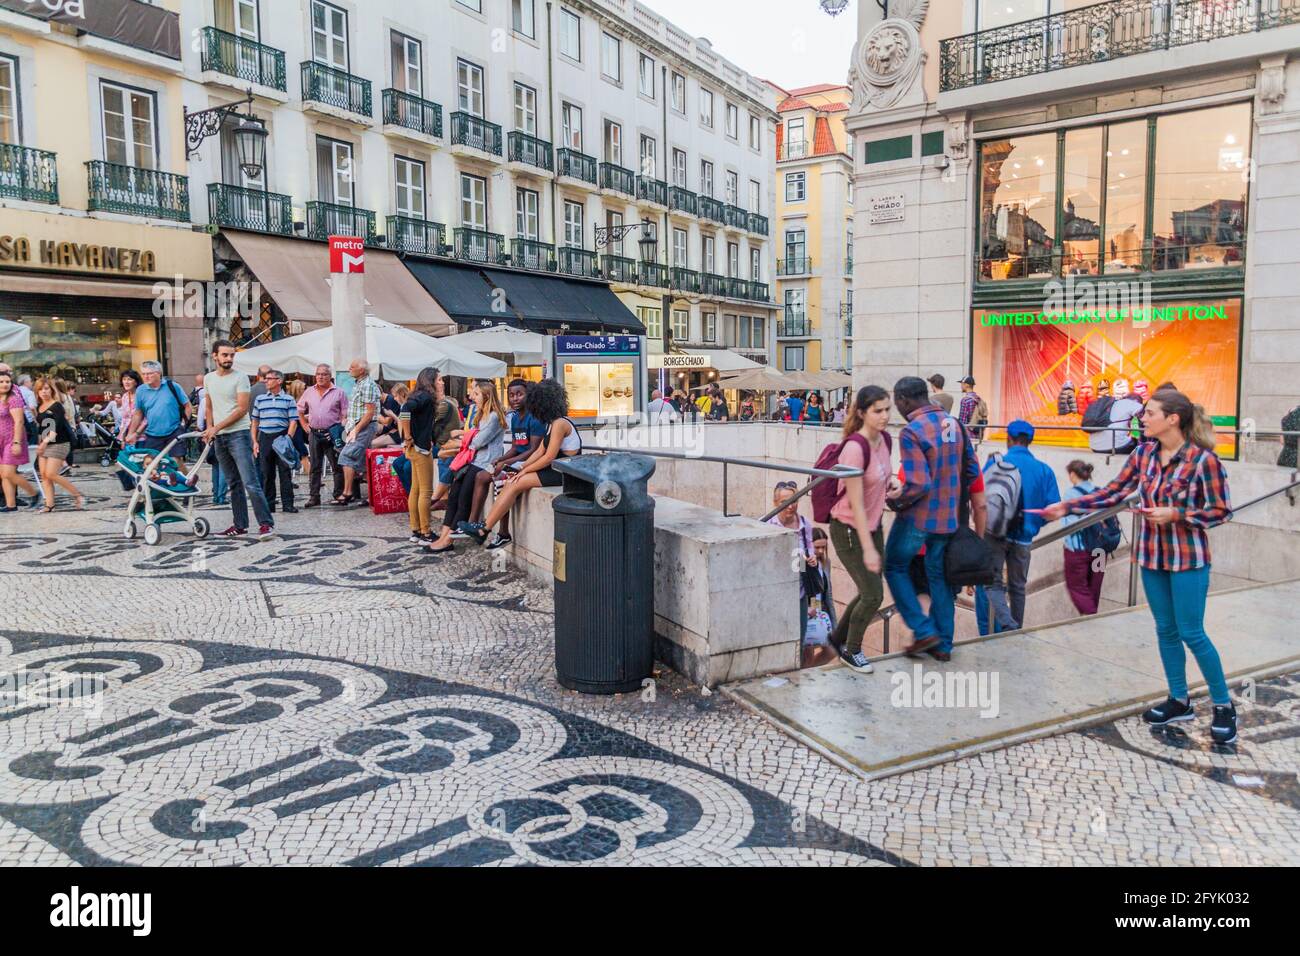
left=454, top=226, right=506, bottom=264
left=507, top=131, right=554, bottom=171
left=668, top=186, right=697, bottom=216
left=845, top=256, right=854, bottom=274
left=450, top=112, right=502, bottom=155
left=779, top=314, right=811, bottom=337
left=599, top=162, right=635, bottom=196
left=0, top=143, right=58, bottom=204
left=748, top=212, right=769, bottom=236
left=382, top=89, right=442, bottom=138
left=724, top=204, right=748, bottom=229
left=777, top=256, right=813, bottom=276
left=844, top=315, right=853, bottom=336
left=208, top=183, right=293, bottom=235
left=301, top=61, right=371, bottom=117
left=639, top=261, right=669, bottom=288
left=85, top=161, right=189, bottom=222
left=557, top=148, right=598, bottom=184
left=511, top=238, right=556, bottom=272
left=305, top=200, right=375, bottom=241
left=601, top=254, right=638, bottom=283
left=201, top=26, right=286, bottom=91
left=698, top=196, right=726, bottom=224
left=750, top=281, right=770, bottom=302
left=558, top=247, right=599, bottom=278
left=725, top=277, right=751, bottom=300
left=700, top=272, right=728, bottom=297
left=939, top=0, right=1300, bottom=92
left=778, top=139, right=810, bottom=161
left=387, top=215, right=446, bottom=256
left=637, top=176, right=667, bottom=206
left=670, top=266, right=700, bottom=293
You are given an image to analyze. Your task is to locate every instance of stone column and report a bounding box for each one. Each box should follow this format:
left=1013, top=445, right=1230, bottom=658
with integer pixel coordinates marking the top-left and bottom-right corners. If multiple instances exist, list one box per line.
left=330, top=263, right=367, bottom=379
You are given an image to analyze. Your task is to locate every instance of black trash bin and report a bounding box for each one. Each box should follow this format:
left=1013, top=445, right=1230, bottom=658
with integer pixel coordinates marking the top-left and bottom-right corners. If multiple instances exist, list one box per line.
left=551, top=453, right=657, bottom=694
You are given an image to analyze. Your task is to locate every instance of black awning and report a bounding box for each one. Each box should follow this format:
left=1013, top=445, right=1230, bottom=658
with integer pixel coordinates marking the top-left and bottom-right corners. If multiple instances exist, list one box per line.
left=402, top=258, right=515, bottom=325
left=480, top=269, right=643, bottom=334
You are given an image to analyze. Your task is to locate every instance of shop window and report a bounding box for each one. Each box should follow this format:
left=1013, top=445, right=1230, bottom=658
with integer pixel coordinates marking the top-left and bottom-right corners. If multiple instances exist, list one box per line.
left=0, top=308, right=160, bottom=396
left=978, top=130, right=1056, bottom=280
left=1060, top=126, right=1102, bottom=276
left=1102, top=120, right=1146, bottom=273
left=1152, top=102, right=1249, bottom=272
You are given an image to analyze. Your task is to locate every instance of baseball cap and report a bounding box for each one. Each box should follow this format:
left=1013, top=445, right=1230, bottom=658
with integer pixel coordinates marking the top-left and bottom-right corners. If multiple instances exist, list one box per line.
left=1006, top=419, right=1035, bottom=441
left=959, top=375, right=975, bottom=386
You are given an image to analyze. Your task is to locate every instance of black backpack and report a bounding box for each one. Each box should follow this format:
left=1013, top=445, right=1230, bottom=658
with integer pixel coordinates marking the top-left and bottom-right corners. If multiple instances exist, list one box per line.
left=1080, top=395, right=1115, bottom=433
left=1080, top=513, right=1124, bottom=555
left=942, top=428, right=998, bottom=587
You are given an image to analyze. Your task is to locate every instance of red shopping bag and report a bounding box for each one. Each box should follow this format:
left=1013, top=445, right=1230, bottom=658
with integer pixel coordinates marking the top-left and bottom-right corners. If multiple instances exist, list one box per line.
left=367, top=448, right=409, bottom=515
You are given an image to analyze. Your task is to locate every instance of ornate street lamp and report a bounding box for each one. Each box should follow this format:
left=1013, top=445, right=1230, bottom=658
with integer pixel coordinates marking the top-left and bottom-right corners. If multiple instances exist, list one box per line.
left=184, top=90, right=268, bottom=179
left=820, top=0, right=850, bottom=16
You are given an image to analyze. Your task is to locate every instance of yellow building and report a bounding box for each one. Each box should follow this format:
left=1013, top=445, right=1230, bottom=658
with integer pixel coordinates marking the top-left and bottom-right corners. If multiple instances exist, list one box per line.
left=768, top=81, right=853, bottom=379
left=0, top=0, right=214, bottom=397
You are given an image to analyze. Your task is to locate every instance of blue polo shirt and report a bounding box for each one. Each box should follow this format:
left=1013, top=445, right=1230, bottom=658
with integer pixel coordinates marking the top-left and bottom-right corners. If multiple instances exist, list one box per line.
left=251, top=390, right=298, bottom=434
left=786, top=396, right=804, bottom=421
left=135, top=379, right=187, bottom=437
left=984, top=444, right=1062, bottom=545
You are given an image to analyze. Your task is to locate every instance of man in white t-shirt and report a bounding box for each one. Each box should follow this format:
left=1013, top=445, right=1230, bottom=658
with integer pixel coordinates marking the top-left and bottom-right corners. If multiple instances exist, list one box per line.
left=646, top=389, right=680, bottom=424
left=203, top=340, right=274, bottom=539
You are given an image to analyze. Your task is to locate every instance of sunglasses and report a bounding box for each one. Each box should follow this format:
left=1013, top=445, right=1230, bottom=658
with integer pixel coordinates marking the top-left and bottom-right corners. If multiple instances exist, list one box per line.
left=775, top=481, right=798, bottom=491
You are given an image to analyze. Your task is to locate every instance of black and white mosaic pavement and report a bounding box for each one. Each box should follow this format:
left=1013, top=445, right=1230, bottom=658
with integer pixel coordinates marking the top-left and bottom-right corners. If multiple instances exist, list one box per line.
left=1, top=473, right=1298, bottom=865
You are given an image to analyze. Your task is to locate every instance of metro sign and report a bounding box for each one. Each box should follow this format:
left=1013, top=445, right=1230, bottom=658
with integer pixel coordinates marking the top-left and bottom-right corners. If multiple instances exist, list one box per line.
left=328, top=235, right=365, bottom=274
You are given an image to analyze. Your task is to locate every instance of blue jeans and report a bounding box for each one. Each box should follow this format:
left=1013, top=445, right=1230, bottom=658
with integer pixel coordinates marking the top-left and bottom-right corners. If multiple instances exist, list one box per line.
left=212, top=430, right=272, bottom=530
left=884, top=520, right=956, bottom=653
left=1140, top=565, right=1229, bottom=706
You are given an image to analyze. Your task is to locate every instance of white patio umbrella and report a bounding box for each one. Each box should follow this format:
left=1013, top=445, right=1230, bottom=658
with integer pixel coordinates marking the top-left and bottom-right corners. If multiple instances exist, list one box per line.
left=0, top=318, right=31, bottom=352
left=440, top=323, right=549, bottom=366
left=232, top=317, right=505, bottom=380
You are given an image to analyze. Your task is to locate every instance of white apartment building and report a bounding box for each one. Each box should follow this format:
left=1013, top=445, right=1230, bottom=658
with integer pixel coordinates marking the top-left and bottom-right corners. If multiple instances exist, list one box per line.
left=845, top=0, right=1300, bottom=461
left=181, top=0, right=778, bottom=364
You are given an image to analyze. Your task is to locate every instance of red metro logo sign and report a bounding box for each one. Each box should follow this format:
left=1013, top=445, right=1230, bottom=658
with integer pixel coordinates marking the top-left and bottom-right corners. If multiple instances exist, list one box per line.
left=328, top=236, right=365, bottom=275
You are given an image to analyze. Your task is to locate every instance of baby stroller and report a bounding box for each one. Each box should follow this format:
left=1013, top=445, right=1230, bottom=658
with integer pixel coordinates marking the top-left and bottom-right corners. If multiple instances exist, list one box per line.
left=85, top=420, right=123, bottom=467
left=117, top=432, right=213, bottom=545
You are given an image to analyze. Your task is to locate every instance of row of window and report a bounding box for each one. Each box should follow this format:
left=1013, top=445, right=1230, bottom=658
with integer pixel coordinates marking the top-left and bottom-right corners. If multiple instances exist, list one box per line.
left=635, top=307, right=767, bottom=348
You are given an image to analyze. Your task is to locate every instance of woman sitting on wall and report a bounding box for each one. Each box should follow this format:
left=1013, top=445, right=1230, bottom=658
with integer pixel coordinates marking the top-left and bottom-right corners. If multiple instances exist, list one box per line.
left=466, top=378, right=581, bottom=551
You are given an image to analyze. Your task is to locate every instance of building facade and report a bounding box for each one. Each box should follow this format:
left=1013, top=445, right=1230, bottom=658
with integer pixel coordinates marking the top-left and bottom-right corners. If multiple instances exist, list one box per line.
left=845, top=0, right=1300, bottom=459
left=0, top=0, right=215, bottom=396
left=769, top=80, right=853, bottom=377
left=181, top=0, right=778, bottom=370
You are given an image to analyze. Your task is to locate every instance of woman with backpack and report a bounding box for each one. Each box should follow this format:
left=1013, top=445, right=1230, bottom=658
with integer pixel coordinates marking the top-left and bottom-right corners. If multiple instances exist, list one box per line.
left=1060, top=460, right=1105, bottom=615
left=1041, top=386, right=1236, bottom=744
left=824, top=385, right=893, bottom=674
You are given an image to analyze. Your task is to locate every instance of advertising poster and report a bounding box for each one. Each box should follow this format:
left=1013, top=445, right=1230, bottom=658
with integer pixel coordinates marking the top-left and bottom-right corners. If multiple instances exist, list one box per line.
left=971, top=298, right=1241, bottom=453
left=563, top=363, right=600, bottom=419
left=597, top=363, right=635, bottom=417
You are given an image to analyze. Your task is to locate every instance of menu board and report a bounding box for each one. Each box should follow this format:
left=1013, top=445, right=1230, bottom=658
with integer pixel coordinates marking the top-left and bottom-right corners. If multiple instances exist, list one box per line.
left=563, top=362, right=636, bottom=419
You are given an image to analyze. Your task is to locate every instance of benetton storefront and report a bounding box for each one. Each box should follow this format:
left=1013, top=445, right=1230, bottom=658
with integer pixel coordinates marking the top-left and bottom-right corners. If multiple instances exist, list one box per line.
left=0, top=208, right=213, bottom=399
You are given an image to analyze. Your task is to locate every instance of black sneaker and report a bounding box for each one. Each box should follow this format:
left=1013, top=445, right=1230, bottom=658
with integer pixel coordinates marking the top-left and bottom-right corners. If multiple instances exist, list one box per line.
left=1142, top=696, right=1195, bottom=726
left=1211, top=705, right=1238, bottom=745
left=839, top=648, right=874, bottom=674
left=484, top=533, right=512, bottom=550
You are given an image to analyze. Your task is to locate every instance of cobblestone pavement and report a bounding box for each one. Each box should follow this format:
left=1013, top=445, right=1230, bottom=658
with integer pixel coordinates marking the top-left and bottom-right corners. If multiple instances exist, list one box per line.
left=1, top=468, right=1298, bottom=866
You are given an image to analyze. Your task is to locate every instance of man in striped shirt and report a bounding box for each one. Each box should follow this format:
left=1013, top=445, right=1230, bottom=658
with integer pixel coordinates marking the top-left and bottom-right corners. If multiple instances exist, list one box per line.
left=250, top=369, right=300, bottom=514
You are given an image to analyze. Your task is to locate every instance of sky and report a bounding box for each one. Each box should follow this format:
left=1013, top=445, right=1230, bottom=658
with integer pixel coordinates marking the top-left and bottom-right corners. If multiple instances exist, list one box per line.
left=640, top=0, right=860, bottom=92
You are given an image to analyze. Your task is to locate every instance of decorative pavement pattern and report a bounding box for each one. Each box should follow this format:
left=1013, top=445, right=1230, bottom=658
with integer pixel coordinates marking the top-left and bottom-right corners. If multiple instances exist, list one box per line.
left=0, top=469, right=1297, bottom=865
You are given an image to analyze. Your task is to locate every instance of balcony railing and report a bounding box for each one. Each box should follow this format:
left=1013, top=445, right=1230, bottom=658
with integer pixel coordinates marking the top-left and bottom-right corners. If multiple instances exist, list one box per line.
left=382, top=89, right=442, bottom=138
left=778, top=139, right=810, bottom=161
left=724, top=204, right=748, bottom=229
left=558, top=247, right=599, bottom=278
left=208, top=183, right=293, bottom=235
left=85, top=161, right=189, bottom=222
left=777, top=256, right=813, bottom=275
left=301, top=61, right=371, bottom=117
left=637, top=176, right=667, bottom=207
left=700, top=272, right=728, bottom=297
left=507, top=131, right=554, bottom=171
left=305, top=200, right=375, bottom=241
left=387, top=215, right=446, bottom=256
left=600, top=162, right=635, bottom=196
left=201, top=26, right=286, bottom=91
left=0, top=143, right=58, bottom=204
left=601, top=254, right=638, bottom=283
left=748, top=212, right=769, bottom=236
left=670, top=266, right=700, bottom=292
left=750, top=281, right=770, bottom=302
left=668, top=186, right=697, bottom=216
left=557, top=148, right=598, bottom=184
left=639, top=261, right=669, bottom=287
left=845, top=257, right=854, bottom=274
left=698, top=196, right=726, bottom=224
left=725, top=277, right=752, bottom=300
left=454, top=226, right=506, bottom=264
left=939, top=0, right=1300, bottom=92
left=780, top=314, right=812, bottom=337
left=450, top=112, right=503, bottom=156
left=511, top=238, right=556, bottom=272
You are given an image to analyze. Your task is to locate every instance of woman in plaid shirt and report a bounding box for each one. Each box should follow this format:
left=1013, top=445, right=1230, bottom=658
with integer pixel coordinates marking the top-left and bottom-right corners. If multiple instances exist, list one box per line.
left=1043, top=387, right=1236, bottom=743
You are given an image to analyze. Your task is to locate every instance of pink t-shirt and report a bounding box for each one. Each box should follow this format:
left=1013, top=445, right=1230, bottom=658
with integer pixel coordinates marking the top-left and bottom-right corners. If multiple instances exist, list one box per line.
left=831, top=434, right=890, bottom=530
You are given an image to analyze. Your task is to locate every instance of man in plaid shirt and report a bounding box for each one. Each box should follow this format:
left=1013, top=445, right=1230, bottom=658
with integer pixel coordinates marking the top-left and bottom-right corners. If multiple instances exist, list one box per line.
left=335, top=358, right=380, bottom=506
left=884, top=377, right=980, bottom=660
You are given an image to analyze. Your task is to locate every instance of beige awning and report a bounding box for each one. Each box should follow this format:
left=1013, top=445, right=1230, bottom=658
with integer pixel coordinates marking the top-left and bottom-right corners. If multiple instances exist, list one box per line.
left=222, top=231, right=455, bottom=336
left=0, top=273, right=174, bottom=299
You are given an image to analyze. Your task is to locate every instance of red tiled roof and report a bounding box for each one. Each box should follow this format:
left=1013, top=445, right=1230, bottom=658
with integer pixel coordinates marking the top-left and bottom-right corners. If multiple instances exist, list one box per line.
left=788, top=83, right=849, bottom=96
left=777, top=96, right=816, bottom=112
left=822, top=102, right=850, bottom=112
left=812, top=116, right=836, bottom=157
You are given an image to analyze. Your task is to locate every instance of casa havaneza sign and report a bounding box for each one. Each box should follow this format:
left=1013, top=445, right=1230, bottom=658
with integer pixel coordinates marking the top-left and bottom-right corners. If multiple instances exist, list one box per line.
left=0, top=234, right=157, bottom=274
left=0, top=0, right=181, bottom=60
